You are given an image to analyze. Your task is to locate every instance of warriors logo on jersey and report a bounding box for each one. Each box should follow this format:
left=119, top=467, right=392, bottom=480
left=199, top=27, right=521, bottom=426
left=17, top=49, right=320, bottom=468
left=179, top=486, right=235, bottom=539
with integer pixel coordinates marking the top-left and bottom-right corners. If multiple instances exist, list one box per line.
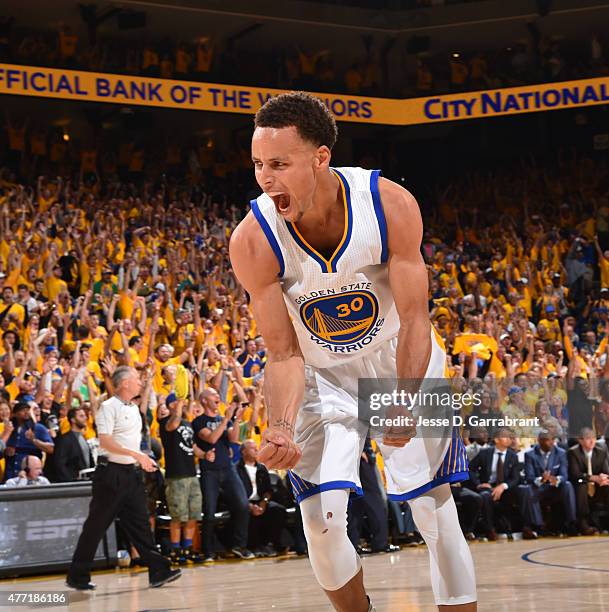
left=299, top=289, right=385, bottom=353
left=300, top=289, right=378, bottom=344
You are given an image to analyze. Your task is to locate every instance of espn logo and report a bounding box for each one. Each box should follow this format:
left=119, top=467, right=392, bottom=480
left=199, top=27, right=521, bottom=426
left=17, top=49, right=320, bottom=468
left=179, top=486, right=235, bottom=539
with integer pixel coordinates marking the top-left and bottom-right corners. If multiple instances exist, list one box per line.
left=25, top=518, right=83, bottom=540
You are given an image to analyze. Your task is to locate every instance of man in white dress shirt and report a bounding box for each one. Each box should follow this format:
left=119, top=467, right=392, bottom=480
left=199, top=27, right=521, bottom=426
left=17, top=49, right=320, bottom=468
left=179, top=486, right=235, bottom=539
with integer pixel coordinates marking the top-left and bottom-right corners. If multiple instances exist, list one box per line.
left=3, top=455, right=50, bottom=486
left=66, top=366, right=181, bottom=590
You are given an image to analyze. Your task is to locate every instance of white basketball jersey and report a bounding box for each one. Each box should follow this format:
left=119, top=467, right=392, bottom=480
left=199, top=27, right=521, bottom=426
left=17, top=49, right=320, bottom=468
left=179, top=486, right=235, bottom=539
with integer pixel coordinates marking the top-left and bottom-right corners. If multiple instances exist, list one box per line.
left=251, top=167, right=400, bottom=369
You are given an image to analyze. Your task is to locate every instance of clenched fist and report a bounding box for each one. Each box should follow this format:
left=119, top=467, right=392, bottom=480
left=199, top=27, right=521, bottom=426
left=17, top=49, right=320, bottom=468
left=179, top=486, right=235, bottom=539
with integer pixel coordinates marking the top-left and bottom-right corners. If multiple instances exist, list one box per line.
left=258, top=426, right=302, bottom=470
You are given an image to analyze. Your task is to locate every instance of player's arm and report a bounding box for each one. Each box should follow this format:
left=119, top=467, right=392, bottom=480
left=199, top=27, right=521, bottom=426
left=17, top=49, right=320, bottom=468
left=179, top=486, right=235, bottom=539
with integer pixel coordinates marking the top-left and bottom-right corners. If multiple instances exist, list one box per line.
left=381, top=177, right=432, bottom=380
left=229, top=212, right=303, bottom=470
left=380, top=178, right=432, bottom=446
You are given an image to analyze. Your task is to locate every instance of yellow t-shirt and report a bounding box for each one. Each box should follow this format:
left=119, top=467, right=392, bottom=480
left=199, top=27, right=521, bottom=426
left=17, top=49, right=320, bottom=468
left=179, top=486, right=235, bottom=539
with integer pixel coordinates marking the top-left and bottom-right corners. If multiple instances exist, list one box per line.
left=600, top=257, right=609, bottom=289
left=45, top=276, right=68, bottom=302
left=538, top=318, right=561, bottom=342
left=153, top=356, right=182, bottom=393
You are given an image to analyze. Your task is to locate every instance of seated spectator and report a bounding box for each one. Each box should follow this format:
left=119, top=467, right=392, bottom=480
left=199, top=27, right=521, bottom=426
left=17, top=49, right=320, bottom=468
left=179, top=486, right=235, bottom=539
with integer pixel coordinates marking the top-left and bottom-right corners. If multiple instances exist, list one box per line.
left=450, top=480, right=483, bottom=541
left=465, top=426, right=489, bottom=461
left=3, top=455, right=50, bottom=487
left=52, top=407, right=94, bottom=482
left=347, top=438, right=398, bottom=554
left=525, top=429, right=576, bottom=535
left=192, top=389, right=253, bottom=562
left=4, top=402, right=54, bottom=481
left=237, top=439, right=287, bottom=557
left=568, top=428, right=609, bottom=535
left=159, top=394, right=205, bottom=565
left=469, top=428, right=537, bottom=540
left=387, top=500, right=424, bottom=547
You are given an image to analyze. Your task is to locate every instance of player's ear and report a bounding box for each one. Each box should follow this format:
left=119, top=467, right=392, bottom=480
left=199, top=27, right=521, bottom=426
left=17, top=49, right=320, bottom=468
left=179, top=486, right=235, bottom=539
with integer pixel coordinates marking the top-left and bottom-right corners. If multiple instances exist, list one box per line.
left=315, top=146, right=331, bottom=170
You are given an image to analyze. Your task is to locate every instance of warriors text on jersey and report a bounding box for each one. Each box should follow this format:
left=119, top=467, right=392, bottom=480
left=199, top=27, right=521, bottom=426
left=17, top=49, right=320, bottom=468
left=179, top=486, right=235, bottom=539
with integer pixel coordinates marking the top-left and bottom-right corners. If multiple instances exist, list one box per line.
left=251, top=167, right=399, bottom=369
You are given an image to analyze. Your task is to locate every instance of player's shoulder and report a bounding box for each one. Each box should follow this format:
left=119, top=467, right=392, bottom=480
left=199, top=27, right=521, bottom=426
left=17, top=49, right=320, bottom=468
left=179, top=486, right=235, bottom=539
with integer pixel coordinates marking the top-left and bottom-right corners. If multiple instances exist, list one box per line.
left=229, top=208, right=281, bottom=286
left=377, top=176, right=420, bottom=219
left=229, top=209, right=261, bottom=252
left=376, top=176, right=422, bottom=248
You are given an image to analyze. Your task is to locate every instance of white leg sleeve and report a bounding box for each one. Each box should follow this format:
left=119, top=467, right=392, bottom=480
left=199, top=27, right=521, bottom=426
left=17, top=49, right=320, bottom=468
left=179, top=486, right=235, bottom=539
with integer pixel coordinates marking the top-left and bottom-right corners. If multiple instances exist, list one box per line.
left=300, top=489, right=362, bottom=591
left=409, top=484, right=477, bottom=606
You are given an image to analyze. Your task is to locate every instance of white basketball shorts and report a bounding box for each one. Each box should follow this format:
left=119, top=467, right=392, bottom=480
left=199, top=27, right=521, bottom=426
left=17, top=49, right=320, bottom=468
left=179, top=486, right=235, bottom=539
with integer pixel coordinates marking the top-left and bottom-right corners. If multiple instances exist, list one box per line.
left=288, top=328, right=468, bottom=503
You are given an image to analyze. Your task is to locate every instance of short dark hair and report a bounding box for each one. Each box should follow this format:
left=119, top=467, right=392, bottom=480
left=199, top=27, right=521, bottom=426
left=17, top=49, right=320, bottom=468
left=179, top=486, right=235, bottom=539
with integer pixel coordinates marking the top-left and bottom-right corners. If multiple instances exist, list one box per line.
left=12, top=402, right=29, bottom=414
left=494, top=427, right=513, bottom=440
left=67, top=407, right=84, bottom=423
left=254, top=92, right=338, bottom=150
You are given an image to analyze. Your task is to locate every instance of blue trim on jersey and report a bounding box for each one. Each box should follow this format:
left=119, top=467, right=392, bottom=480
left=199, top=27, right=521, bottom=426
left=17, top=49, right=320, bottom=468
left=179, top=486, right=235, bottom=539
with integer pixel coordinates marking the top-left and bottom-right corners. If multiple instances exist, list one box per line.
left=436, top=433, right=468, bottom=478
left=387, top=432, right=469, bottom=501
left=250, top=199, right=285, bottom=278
left=330, top=168, right=353, bottom=273
left=288, top=470, right=363, bottom=504
left=370, top=169, right=388, bottom=264
left=386, top=471, right=469, bottom=502
left=283, top=169, right=353, bottom=274
left=285, top=221, right=329, bottom=272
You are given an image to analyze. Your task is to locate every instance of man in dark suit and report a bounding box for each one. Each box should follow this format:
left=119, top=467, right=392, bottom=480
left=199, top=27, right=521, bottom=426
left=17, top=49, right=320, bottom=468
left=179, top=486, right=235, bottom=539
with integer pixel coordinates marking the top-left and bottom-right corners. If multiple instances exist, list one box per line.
left=348, top=437, right=399, bottom=554
left=53, top=407, right=94, bottom=482
left=568, top=427, right=609, bottom=535
left=237, top=439, right=287, bottom=556
left=525, top=429, right=576, bottom=534
left=469, top=427, right=537, bottom=540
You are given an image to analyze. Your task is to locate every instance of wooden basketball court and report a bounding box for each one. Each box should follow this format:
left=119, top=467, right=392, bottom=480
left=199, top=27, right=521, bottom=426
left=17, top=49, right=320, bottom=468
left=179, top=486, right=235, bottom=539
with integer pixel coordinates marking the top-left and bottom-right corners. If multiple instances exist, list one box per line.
left=2, top=537, right=609, bottom=611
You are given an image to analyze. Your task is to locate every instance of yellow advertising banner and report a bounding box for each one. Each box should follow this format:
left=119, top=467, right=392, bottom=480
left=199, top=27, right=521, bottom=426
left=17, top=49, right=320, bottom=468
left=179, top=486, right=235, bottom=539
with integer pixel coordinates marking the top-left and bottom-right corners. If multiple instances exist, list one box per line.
left=1, top=63, right=609, bottom=126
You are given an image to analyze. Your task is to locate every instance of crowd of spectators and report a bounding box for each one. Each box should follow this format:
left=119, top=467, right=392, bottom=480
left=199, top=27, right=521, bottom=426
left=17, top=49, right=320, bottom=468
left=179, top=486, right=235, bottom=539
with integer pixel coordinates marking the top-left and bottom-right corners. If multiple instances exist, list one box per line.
left=0, top=13, right=607, bottom=98
left=1, top=129, right=609, bottom=565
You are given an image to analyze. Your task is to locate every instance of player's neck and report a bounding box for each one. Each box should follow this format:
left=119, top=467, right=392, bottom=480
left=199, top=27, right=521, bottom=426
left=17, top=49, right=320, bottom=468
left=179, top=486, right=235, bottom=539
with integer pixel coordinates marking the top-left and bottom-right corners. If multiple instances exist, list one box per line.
left=299, top=169, right=341, bottom=228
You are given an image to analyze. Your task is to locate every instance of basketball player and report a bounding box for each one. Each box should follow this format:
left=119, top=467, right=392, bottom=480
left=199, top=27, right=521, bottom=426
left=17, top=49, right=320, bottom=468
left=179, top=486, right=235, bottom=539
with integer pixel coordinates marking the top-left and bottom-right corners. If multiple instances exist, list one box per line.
left=229, top=92, right=477, bottom=611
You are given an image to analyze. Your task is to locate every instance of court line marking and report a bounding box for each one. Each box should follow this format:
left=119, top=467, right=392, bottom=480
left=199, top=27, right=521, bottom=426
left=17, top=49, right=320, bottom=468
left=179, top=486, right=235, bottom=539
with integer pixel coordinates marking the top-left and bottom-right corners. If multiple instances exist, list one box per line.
left=522, top=539, right=609, bottom=574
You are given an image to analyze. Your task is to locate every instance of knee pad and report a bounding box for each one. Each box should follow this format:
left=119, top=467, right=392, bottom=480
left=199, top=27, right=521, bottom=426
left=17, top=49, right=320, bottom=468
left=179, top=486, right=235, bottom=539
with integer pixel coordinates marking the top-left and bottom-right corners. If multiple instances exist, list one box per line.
left=300, top=489, right=361, bottom=591
left=409, top=484, right=477, bottom=605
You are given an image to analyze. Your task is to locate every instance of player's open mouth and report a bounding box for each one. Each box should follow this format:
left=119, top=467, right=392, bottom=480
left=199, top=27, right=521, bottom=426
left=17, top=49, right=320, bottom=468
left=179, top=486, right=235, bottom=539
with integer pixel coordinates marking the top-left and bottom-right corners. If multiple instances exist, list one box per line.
left=270, top=193, right=291, bottom=215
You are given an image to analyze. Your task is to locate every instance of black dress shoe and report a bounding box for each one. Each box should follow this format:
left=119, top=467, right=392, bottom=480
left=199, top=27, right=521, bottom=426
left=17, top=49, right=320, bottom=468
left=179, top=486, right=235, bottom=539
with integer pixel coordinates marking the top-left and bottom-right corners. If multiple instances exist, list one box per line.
left=522, top=527, right=538, bottom=540
left=356, top=546, right=372, bottom=555
left=149, top=568, right=182, bottom=588
left=372, top=544, right=400, bottom=553
left=130, top=557, right=148, bottom=568
left=404, top=533, right=424, bottom=547
left=66, top=578, right=96, bottom=590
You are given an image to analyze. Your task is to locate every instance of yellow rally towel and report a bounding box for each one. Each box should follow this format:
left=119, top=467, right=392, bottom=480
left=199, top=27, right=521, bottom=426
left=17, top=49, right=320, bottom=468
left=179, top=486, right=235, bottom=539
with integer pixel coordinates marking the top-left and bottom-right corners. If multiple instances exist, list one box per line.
left=452, top=333, right=503, bottom=376
left=175, top=364, right=189, bottom=399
